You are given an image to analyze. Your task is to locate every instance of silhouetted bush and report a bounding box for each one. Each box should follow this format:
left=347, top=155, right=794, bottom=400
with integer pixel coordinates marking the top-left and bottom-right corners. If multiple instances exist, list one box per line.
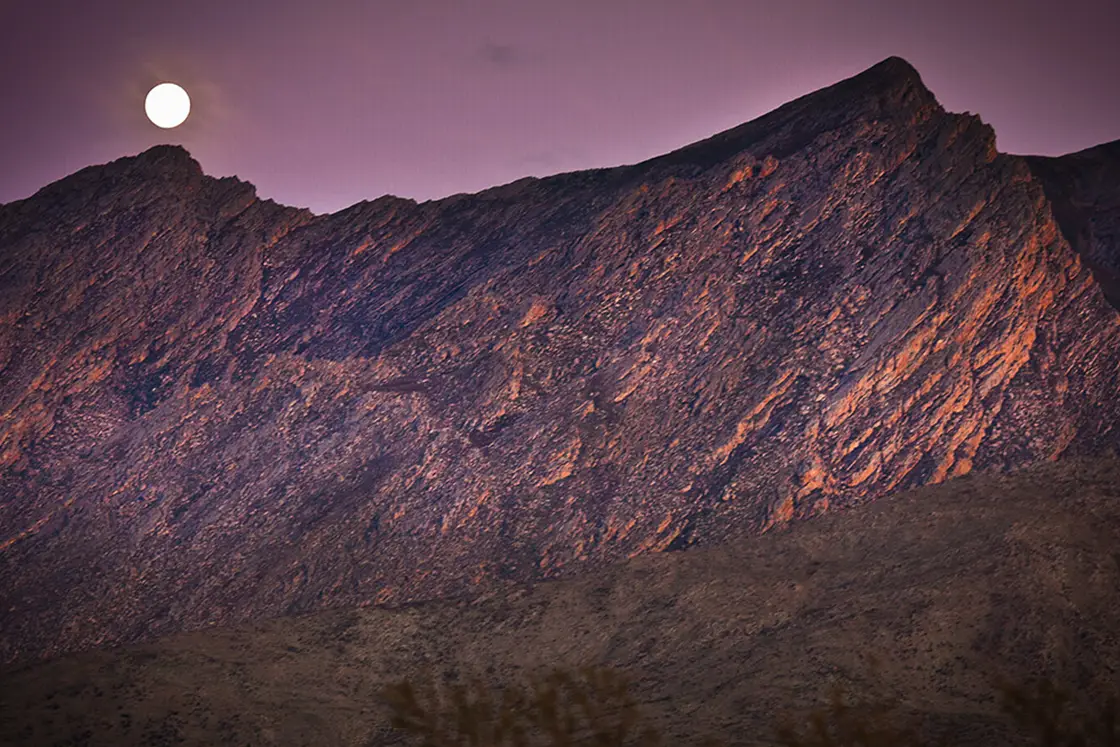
left=379, top=666, right=679, bottom=747
left=380, top=660, right=1120, bottom=747
left=773, top=683, right=929, bottom=746
left=989, top=673, right=1119, bottom=747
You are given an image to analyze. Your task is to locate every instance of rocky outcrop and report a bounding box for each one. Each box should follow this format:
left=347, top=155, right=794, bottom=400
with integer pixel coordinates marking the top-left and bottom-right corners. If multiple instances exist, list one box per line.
left=1, top=57, right=1118, bottom=666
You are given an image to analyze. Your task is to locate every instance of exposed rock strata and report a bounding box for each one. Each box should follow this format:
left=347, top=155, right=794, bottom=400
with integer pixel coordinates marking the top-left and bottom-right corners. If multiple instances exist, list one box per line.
left=1, top=57, right=1118, bottom=665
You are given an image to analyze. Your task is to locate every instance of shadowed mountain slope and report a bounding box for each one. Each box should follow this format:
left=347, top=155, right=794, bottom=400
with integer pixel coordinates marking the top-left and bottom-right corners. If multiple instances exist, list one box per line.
left=1027, top=139, right=1120, bottom=307
left=2, top=457, right=1119, bottom=746
left=1, top=57, right=1119, bottom=666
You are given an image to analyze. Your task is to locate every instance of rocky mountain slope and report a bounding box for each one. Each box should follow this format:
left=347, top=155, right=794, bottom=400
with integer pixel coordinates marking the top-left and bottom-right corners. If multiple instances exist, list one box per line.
left=1, top=57, right=1118, bottom=667
left=2, top=457, right=1119, bottom=747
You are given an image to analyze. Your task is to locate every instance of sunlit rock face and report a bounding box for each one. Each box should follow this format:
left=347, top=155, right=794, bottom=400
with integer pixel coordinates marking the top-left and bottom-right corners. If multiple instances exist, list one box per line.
left=1, top=57, right=1117, bottom=666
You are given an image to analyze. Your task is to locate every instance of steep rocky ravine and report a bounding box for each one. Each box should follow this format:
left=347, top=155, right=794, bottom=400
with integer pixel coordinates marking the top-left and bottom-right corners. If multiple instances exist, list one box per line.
left=1, top=57, right=1117, bottom=666
left=1027, top=139, right=1120, bottom=307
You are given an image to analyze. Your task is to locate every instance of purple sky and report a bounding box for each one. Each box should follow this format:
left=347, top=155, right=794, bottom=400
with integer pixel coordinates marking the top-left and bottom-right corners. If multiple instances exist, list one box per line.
left=2, top=0, right=1118, bottom=214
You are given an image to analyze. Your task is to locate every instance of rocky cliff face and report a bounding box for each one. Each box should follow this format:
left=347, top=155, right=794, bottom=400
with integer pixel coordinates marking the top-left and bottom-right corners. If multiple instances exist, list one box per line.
left=1, top=57, right=1118, bottom=666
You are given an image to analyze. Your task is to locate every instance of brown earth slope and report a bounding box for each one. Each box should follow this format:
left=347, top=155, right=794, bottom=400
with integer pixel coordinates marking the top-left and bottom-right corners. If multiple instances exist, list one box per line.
left=2, top=457, right=1119, bottom=747
left=1, top=57, right=1119, bottom=666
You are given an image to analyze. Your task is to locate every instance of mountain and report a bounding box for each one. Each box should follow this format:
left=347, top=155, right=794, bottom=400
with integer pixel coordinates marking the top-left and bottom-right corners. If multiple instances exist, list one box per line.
left=3, top=457, right=1119, bottom=747
left=1, top=56, right=1118, bottom=667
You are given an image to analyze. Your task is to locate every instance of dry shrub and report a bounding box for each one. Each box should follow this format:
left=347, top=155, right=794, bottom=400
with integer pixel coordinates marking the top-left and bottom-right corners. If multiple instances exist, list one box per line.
left=990, top=673, right=1119, bottom=747
left=773, top=654, right=934, bottom=747
left=382, top=659, right=1120, bottom=747
left=379, top=666, right=683, bottom=747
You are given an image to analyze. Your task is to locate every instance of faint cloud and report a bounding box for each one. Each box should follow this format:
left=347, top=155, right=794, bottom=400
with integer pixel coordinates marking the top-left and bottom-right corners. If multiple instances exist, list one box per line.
left=478, top=42, right=523, bottom=69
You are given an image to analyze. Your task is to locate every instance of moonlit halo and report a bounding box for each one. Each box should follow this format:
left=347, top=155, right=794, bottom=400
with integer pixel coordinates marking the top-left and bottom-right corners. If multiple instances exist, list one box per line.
left=145, top=83, right=190, bottom=128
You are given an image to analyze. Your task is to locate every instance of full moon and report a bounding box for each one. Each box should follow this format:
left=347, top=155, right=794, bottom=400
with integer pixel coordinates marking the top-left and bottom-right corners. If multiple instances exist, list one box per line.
left=145, top=83, right=190, bottom=128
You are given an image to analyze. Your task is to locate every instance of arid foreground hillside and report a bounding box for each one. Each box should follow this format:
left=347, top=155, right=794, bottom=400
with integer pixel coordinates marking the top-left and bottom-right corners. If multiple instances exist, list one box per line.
left=1, top=56, right=1119, bottom=666
left=2, top=457, right=1119, bottom=747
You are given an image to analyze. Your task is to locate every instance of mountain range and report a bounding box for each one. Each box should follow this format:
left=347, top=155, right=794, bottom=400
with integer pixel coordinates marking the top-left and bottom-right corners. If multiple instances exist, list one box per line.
left=1, top=56, right=1118, bottom=669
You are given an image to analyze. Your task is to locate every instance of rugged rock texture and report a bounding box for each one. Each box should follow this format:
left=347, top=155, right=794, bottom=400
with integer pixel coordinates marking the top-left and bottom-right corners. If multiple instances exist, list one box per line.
left=1, top=57, right=1118, bottom=666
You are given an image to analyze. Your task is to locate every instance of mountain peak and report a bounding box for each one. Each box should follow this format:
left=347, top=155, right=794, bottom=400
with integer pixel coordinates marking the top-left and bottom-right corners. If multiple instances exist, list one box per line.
left=643, top=56, right=941, bottom=172
left=860, top=55, right=939, bottom=107
left=800, top=55, right=937, bottom=115
left=867, top=55, right=923, bottom=84
left=134, top=143, right=198, bottom=167
left=123, top=143, right=205, bottom=182
left=10, top=143, right=207, bottom=212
